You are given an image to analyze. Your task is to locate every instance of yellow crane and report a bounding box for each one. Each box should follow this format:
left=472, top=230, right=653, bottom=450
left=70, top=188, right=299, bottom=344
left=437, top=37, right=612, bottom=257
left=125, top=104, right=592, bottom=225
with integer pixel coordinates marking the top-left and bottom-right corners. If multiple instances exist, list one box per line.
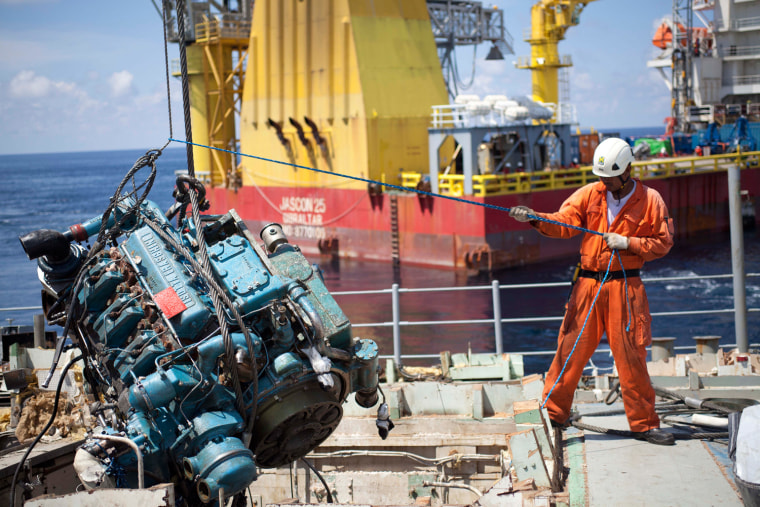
left=515, top=0, right=597, bottom=122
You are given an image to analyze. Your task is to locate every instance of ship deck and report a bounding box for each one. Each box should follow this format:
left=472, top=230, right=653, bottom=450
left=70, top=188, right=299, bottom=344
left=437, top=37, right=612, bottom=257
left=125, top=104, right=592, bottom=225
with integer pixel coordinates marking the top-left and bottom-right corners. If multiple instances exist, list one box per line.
left=0, top=385, right=751, bottom=506
left=569, top=403, right=741, bottom=507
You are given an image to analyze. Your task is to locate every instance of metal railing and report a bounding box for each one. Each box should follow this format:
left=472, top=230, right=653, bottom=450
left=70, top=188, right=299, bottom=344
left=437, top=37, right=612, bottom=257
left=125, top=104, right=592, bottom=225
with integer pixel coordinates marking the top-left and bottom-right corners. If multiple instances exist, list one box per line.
left=4, top=273, right=757, bottom=368
left=730, top=74, right=760, bottom=86
left=400, top=151, right=760, bottom=197
left=721, top=44, right=760, bottom=58
left=194, top=17, right=251, bottom=42
left=513, top=54, right=572, bottom=69
left=328, top=273, right=760, bottom=366
left=733, top=15, right=760, bottom=31
left=693, top=0, right=714, bottom=9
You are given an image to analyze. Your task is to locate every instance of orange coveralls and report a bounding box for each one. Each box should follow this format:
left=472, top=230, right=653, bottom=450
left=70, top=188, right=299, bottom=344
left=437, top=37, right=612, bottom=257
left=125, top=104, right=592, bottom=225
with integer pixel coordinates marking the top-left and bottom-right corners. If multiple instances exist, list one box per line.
left=530, top=179, right=674, bottom=432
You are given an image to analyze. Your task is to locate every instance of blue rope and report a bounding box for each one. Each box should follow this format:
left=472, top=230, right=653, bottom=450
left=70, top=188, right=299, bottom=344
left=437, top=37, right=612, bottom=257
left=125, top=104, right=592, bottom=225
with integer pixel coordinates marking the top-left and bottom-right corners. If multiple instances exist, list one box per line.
left=168, top=138, right=604, bottom=237
left=541, top=254, right=614, bottom=409
left=541, top=249, right=633, bottom=410
left=615, top=249, right=632, bottom=333
left=169, top=137, right=635, bottom=405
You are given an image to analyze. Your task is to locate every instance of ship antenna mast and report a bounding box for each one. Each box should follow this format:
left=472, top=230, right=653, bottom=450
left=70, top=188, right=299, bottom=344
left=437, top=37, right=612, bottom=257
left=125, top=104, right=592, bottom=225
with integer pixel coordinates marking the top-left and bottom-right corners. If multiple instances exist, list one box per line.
left=672, top=0, right=694, bottom=133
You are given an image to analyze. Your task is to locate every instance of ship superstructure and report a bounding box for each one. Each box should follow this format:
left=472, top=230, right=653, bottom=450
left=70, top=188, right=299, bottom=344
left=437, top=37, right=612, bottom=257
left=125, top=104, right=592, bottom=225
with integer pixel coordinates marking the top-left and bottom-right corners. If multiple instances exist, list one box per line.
left=163, top=0, right=760, bottom=271
left=648, top=0, right=760, bottom=131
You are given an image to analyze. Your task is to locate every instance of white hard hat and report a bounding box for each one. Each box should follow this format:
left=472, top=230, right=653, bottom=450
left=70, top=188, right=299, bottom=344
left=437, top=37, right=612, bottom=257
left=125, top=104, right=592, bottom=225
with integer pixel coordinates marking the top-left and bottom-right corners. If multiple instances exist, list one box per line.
left=592, top=138, right=634, bottom=177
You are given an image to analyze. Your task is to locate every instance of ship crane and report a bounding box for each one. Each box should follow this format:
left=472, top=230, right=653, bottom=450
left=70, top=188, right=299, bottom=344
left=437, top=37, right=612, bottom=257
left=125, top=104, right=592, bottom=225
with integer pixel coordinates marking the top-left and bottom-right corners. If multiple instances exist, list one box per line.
left=164, top=0, right=252, bottom=187
left=163, top=1, right=514, bottom=187
left=515, top=0, right=597, bottom=123
left=426, top=0, right=515, bottom=100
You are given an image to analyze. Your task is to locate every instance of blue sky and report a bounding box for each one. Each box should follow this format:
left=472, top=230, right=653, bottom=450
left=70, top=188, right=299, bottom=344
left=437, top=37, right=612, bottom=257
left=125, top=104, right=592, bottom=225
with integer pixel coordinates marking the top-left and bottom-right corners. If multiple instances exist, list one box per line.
left=0, top=0, right=679, bottom=155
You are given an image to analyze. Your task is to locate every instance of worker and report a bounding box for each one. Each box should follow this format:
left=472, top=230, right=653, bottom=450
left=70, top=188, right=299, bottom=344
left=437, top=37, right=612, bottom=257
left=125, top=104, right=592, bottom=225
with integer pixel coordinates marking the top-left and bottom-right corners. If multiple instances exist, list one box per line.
left=695, top=145, right=703, bottom=157
left=509, top=137, right=675, bottom=445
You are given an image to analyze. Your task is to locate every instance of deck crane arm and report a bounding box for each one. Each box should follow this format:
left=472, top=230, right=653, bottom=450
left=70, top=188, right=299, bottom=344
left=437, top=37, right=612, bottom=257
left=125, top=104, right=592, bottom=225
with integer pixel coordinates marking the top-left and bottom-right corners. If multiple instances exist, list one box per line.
left=515, top=0, right=597, bottom=122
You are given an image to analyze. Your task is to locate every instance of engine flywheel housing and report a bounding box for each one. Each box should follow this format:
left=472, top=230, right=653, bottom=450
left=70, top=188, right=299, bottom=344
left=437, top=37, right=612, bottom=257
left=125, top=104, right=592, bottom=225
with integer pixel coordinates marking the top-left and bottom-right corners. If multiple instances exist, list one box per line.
left=252, top=376, right=343, bottom=467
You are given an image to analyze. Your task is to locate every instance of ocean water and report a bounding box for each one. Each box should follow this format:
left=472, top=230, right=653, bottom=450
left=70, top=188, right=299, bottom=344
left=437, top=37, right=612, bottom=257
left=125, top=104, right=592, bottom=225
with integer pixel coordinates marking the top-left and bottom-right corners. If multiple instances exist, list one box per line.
left=0, top=147, right=758, bottom=375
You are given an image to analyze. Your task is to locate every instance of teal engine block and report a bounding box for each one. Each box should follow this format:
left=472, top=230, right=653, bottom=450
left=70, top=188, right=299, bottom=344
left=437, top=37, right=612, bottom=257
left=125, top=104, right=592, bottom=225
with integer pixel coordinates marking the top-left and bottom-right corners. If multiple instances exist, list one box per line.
left=20, top=195, right=380, bottom=504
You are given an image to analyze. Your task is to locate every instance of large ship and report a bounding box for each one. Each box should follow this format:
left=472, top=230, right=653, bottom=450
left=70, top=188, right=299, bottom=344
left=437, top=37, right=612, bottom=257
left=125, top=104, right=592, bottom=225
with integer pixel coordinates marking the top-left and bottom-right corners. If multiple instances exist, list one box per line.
left=167, top=0, right=760, bottom=271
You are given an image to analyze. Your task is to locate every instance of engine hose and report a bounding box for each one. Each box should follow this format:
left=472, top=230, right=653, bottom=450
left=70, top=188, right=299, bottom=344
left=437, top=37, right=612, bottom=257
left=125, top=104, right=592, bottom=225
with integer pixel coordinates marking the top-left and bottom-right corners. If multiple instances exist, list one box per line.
left=300, top=457, right=333, bottom=503
left=9, top=353, right=83, bottom=507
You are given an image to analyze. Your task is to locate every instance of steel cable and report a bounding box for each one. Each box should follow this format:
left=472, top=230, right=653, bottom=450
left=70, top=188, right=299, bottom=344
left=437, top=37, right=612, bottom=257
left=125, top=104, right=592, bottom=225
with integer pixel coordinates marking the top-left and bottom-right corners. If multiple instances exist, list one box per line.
left=141, top=210, right=258, bottom=435
left=174, top=0, right=195, bottom=177
left=185, top=188, right=246, bottom=419
left=653, top=385, right=736, bottom=414
left=159, top=0, right=173, bottom=150
left=571, top=420, right=728, bottom=440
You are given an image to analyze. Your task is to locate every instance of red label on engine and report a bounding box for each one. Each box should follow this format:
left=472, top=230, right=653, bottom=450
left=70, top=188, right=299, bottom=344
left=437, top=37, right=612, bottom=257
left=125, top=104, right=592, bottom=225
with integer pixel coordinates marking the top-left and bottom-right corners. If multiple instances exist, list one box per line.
left=154, top=287, right=187, bottom=319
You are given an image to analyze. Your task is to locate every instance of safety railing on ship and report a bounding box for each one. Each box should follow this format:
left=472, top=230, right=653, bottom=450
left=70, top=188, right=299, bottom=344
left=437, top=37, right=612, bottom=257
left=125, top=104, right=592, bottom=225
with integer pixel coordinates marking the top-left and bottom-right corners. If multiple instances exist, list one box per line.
left=721, top=45, right=760, bottom=59
left=194, top=17, right=251, bottom=42
left=3, top=273, right=757, bottom=368
left=732, top=74, right=760, bottom=86
left=733, top=15, right=760, bottom=32
left=328, top=273, right=760, bottom=366
left=399, top=151, right=760, bottom=197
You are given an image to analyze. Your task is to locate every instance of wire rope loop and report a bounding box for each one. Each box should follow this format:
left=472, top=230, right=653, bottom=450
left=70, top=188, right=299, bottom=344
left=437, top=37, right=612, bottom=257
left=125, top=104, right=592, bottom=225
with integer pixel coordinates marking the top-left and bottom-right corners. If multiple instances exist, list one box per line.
left=139, top=148, right=163, bottom=165
left=174, top=174, right=210, bottom=211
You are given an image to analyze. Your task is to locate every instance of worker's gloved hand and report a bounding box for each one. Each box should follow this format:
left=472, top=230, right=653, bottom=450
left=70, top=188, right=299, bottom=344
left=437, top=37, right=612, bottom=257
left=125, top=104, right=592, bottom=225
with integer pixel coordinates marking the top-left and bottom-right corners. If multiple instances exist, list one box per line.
left=509, top=206, right=535, bottom=223
left=604, top=232, right=629, bottom=250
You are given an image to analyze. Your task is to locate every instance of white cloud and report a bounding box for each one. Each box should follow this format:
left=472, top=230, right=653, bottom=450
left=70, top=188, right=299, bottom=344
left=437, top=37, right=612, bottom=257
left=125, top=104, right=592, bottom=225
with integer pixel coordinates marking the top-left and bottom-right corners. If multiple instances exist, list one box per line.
left=108, top=70, right=135, bottom=98
left=9, top=70, right=52, bottom=98
left=0, top=67, right=182, bottom=153
left=7, top=70, right=97, bottom=109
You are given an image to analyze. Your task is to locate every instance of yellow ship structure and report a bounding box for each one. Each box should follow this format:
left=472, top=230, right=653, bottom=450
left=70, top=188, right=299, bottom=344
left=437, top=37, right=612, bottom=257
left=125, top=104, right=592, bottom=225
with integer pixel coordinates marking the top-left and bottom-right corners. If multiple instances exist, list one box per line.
left=166, top=0, right=760, bottom=271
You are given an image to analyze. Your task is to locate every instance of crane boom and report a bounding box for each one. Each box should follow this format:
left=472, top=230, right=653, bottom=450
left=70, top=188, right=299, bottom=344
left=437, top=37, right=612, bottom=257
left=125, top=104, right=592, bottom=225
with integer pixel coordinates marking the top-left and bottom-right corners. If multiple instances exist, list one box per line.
left=515, top=0, right=597, bottom=122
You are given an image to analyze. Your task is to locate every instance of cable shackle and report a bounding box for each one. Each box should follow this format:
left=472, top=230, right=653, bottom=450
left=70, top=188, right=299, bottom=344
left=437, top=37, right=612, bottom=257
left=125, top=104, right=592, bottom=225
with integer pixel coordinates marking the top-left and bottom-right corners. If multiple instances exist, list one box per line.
left=174, top=174, right=210, bottom=211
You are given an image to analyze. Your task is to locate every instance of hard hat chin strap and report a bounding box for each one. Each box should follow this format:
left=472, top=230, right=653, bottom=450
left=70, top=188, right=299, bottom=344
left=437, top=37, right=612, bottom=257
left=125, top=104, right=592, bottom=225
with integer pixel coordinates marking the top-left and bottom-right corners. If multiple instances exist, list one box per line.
left=613, top=171, right=632, bottom=200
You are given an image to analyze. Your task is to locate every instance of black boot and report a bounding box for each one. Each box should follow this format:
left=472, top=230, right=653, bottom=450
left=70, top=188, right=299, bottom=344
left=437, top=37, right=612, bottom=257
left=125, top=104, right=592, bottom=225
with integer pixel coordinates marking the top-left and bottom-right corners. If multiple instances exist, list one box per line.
left=633, top=428, right=675, bottom=446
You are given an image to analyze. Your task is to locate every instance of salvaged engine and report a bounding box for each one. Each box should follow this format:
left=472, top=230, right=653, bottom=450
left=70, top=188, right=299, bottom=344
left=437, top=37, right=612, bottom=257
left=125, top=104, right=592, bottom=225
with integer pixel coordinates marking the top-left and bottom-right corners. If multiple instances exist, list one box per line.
left=19, top=173, right=380, bottom=504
